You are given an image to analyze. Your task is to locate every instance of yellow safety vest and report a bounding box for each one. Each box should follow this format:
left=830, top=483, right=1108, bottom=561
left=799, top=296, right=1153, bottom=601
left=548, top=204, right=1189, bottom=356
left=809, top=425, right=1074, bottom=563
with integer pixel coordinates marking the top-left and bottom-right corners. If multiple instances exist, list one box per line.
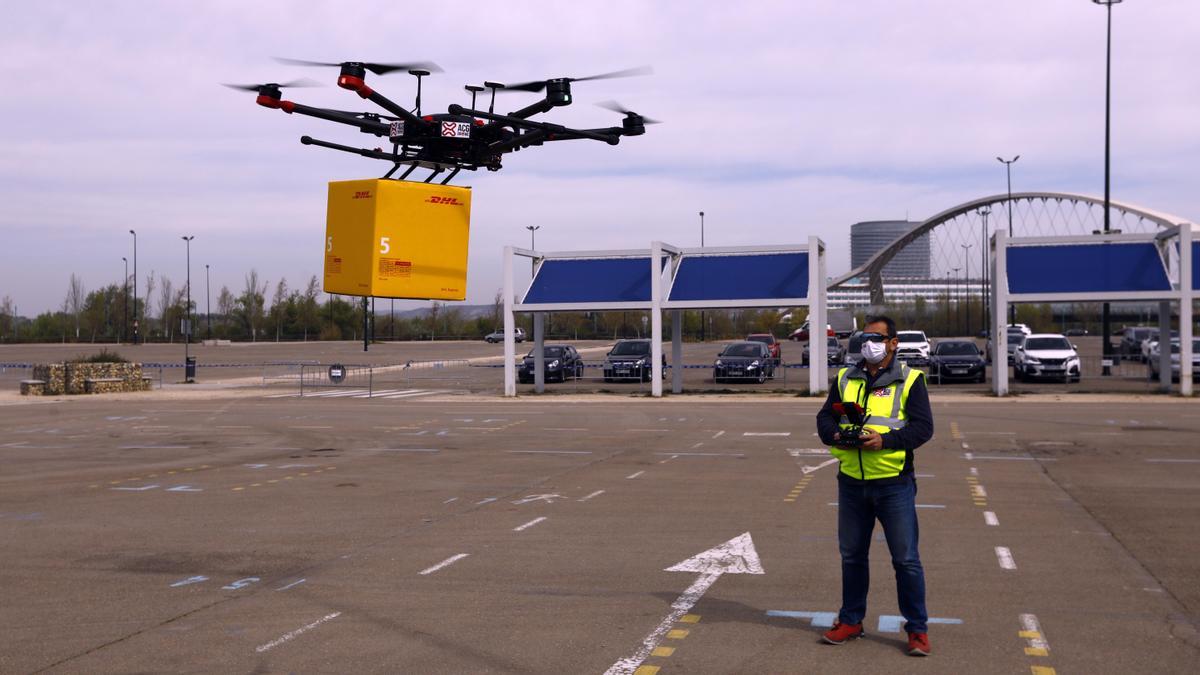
left=830, top=363, right=924, bottom=481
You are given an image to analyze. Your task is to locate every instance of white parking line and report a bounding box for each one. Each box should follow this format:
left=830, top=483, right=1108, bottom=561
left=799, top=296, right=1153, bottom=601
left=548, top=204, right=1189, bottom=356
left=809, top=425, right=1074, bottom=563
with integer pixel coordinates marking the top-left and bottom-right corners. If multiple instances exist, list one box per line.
left=513, top=517, right=548, bottom=532
left=1145, top=459, right=1200, bottom=464
left=579, top=490, right=605, bottom=502
left=653, top=452, right=745, bottom=457
left=626, top=471, right=645, bottom=479
left=419, top=553, right=470, bottom=575
left=443, top=497, right=458, bottom=504
left=545, top=427, right=589, bottom=432
left=508, top=450, right=593, bottom=455
left=255, top=612, right=341, bottom=653
left=744, top=432, right=791, bottom=437
left=995, top=546, right=1017, bottom=569
left=964, top=454, right=1058, bottom=461
left=276, top=578, right=306, bottom=591
left=969, top=467, right=979, bottom=476
left=712, top=430, right=726, bottom=439
left=984, top=511, right=1000, bottom=526
left=379, top=448, right=439, bottom=453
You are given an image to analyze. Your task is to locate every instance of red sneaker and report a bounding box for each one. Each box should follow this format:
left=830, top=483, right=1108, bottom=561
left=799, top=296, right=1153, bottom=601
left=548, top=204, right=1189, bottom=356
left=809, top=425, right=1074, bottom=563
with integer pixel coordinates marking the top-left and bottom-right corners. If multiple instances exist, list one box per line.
left=822, top=621, right=865, bottom=645
left=907, top=632, right=931, bottom=656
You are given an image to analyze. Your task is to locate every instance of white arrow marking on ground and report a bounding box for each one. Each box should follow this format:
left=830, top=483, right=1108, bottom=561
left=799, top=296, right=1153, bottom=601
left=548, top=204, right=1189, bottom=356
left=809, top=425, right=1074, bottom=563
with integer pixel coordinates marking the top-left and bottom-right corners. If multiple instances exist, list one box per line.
left=604, top=533, right=764, bottom=675
left=801, top=458, right=839, bottom=475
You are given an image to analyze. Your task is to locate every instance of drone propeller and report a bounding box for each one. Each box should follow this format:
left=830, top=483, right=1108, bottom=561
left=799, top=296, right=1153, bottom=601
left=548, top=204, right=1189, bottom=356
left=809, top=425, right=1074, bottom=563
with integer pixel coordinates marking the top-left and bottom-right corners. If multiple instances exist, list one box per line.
left=504, top=66, right=652, bottom=93
left=275, top=58, right=443, bottom=76
left=596, top=100, right=662, bottom=125
left=222, top=79, right=320, bottom=92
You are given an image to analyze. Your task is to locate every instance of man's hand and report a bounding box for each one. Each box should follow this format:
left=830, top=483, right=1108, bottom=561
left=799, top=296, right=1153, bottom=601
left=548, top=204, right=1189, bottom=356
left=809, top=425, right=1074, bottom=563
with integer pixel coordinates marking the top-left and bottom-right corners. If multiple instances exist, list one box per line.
left=860, top=430, right=884, bottom=451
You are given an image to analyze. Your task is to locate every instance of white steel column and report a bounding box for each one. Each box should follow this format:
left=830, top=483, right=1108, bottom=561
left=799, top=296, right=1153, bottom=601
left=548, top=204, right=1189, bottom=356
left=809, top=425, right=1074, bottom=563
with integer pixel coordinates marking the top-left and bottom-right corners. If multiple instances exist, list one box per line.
left=672, top=310, right=683, bottom=394
left=1181, top=223, right=1193, bottom=396
left=816, top=237, right=828, bottom=389
left=992, top=231, right=1009, bottom=396
left=534, top=313, right=545, bottom=393
left=1158, top=301, right=1172, bottom=394
left=503, top=246, right=516, bottom=397
left=808, top=237, right=828, bottom=395
left=651, top=241, right=664, bottom=397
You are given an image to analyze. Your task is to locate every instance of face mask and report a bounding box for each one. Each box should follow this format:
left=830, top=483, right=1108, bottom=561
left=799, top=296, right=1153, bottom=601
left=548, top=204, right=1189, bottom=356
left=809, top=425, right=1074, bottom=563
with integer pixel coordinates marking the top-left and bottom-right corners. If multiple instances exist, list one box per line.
left=861, top=340, right=888, bottom=364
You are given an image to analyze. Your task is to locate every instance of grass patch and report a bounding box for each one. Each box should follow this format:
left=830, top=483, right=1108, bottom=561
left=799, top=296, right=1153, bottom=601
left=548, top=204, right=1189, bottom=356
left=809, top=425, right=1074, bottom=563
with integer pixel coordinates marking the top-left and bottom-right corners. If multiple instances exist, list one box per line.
left=69, top=348, right=129, bottom=364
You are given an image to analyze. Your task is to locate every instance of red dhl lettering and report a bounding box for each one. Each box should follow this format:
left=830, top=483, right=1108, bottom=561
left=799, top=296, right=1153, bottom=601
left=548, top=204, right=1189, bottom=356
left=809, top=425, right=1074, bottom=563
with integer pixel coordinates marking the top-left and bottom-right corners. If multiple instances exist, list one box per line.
left=352, top=191, right=372, bottom=200
left=425, top=196, right=463, bottom=205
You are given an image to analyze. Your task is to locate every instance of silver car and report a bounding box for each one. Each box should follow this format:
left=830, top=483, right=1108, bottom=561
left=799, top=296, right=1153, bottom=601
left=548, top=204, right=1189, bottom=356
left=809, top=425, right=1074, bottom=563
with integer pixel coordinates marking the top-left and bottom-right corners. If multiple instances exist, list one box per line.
left=1148, top=339, right=1200, bottom=381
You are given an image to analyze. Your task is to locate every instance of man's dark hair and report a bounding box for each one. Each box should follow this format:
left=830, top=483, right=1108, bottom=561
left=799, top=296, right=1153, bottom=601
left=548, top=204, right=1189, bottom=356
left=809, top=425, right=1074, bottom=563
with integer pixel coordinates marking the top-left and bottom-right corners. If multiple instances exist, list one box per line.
left=864, top=314, right=897, bottom=338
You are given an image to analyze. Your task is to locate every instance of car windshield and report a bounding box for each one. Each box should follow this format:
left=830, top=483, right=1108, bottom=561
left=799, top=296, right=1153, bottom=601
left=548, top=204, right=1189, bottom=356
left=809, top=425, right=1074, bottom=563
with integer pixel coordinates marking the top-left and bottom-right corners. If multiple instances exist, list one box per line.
left=828, top=337, right=840, bottom=348
left=611, top=341, right=650, bottom=356
left=897, top=333, right=925, bottom=343
left=1025, top=337, right=1071, bottom=351
left=1007, top=334, right=1024, bottom=345
left=1132, top=328, right=1152, bottom=340
left=747, top=335, right=773, bottom=344
left=526, top=347, right=565, bottom=358
left=722, top=344, right=762, bottom=357
left=936, top=342, right=979, bottom=356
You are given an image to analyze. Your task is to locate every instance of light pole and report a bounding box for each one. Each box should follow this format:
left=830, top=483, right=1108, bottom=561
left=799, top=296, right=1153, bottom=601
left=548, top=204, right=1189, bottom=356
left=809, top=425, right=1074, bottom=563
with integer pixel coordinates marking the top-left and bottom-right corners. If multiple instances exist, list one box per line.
left=996, top=155, right=1019, bottom=325
left=525, top=225, right=540, bottom=277
left=1094, top=0, right=1123, bottom=373
left=182, top=236, right=194, bottom=381
left=129, top=229, right=138, bottom=344
left=699, top=211, right=705, bottom=342
left=961, top=244, right=974, bottom=337
left=122, top=256, right=128, bottom=343
left=978, top=207, right=991, bottom=337
left=205, top=263, right=211, bottom=339
left=951, top=267, right=961, bottom=337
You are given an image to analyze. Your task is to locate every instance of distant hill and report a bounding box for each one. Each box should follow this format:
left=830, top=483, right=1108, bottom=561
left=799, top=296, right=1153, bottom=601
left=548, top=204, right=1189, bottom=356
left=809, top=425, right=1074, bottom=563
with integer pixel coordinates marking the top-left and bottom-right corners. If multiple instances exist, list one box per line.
left=388, top=304, right=496, bottom=320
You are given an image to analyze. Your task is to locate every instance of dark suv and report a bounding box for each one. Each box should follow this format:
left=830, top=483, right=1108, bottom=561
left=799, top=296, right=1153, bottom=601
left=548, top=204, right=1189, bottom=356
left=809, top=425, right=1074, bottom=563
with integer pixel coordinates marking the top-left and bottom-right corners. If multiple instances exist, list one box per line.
left=602, top=339, right=666, bottom=383
left=714, top=341, right=775, bottom=384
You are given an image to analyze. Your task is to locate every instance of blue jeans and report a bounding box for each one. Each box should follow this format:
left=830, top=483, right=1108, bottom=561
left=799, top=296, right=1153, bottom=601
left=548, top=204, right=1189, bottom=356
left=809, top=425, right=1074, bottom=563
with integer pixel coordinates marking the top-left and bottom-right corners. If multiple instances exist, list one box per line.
left=837, top=475, right=927, bottom=633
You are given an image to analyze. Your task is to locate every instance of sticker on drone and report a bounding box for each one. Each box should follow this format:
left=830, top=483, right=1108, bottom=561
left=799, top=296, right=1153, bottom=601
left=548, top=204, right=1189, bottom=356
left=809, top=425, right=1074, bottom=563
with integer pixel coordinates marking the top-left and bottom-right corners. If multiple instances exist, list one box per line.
left=440, top=121, right=471, bottom=138
left=389, top=121, right=405, bottom=140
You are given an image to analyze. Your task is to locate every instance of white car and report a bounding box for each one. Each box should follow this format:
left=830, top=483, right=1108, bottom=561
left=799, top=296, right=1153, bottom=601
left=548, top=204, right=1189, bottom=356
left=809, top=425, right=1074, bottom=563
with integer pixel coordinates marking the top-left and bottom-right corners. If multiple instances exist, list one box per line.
left=1013, top=333, right=1081, bottom=383
left=484, top=328, right=526, bottom=343
left=1148, top=338, right=1200, bottom=381
left=1007, top=323, right=1032, bottom=336
left=895, top=330, right=931, bottom=364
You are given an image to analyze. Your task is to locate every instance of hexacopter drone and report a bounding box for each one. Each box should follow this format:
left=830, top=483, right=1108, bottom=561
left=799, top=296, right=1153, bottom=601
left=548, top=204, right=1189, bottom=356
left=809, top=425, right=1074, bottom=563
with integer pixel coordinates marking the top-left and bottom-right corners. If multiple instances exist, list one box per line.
left=225, top=59, right=658, bottom=184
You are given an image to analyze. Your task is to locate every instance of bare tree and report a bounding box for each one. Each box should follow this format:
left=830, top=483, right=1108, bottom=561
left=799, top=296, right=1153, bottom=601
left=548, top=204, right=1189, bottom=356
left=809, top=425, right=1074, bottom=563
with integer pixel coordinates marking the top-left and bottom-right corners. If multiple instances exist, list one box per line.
left=158, top=276, right=175, bottom=341
left=269, top=278, right=288, bottom=341
left=238, top=270, right=268, bottom=341
left=300, top=275, right=320, bottom=341
left=66, top=273, right=86, bottom=338
left=142, top=271, right=156, bottom=334
left=217, top=286, right=235, bottom=332
left=1, top=295, right=15, bottom=339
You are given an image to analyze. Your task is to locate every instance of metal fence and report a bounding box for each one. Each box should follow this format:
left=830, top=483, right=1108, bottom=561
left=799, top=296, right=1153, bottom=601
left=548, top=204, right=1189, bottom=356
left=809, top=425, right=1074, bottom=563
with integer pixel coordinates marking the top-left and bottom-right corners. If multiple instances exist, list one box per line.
left=298, top=363, right=374, bottom=397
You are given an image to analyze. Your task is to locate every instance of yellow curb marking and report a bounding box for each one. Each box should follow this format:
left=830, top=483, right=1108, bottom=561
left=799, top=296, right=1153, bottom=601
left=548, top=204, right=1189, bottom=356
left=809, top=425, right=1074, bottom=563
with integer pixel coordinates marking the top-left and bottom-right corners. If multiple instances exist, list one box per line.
left=634, top=667, right=660, bottom=675
left=1019, top=630, right=1041, bottom=639
left=1025, top=647, right=1049, bottom=657
left=681, top=614, right=701, bottom=623
left=667, top=629, right=689, bottom=639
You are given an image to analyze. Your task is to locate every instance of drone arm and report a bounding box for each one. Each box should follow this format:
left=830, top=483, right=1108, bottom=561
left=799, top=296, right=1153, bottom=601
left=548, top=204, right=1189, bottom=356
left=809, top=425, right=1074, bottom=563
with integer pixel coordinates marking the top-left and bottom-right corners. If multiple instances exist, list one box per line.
left=449, top=105, right=619, bottom=145
left=334, top=76, right=425, bottom=127
left=300, top=135, right=399, bottom=161
left=542, top=127, right=624, bottom=144
left=282, top=102, right=391, bottom=136
left=487, top=129, right=548, bottom=154
left=507, top=98, right=557, bottom=120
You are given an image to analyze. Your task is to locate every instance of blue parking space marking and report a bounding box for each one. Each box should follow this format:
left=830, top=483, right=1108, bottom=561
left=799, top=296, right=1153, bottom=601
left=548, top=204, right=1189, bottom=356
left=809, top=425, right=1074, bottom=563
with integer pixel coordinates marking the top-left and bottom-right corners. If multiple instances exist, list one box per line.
left=766, top=610, right=837, bottom=627
left=877, top=615, right=963, bottom=633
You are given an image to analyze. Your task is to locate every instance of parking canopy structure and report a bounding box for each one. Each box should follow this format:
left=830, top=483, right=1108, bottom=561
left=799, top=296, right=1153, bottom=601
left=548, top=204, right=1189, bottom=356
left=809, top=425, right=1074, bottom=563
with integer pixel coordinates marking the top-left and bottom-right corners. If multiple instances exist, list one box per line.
left=502, top=238, right=827, bottom=397
left=991, top=224, right=1194, bottom=396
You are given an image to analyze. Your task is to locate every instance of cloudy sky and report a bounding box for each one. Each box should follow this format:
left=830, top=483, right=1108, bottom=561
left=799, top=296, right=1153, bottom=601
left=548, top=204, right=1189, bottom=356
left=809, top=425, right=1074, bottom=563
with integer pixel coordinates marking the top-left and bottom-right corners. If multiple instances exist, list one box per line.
left=2, top=0, right=1197, bottom=315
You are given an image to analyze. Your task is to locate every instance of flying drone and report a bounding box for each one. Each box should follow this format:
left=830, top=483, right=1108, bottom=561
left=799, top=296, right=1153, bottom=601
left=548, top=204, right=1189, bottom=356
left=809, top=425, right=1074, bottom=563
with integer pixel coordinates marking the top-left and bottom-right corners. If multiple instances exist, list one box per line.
left=225, top=59, right=658, bottom=184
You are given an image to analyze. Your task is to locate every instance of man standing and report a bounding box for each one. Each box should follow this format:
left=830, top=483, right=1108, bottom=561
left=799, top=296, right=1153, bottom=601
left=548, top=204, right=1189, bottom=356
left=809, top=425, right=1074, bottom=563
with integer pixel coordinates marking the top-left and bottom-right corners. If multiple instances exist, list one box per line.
left=815, top=315, right=935, bottom=656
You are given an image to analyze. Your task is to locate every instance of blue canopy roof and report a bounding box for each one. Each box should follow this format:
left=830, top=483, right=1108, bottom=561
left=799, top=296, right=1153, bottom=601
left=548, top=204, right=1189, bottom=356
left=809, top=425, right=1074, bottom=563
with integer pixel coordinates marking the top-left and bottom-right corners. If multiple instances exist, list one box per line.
left=522, top=257, right=660, bottom=305
left=669, top=252, right=809, bottom=302
left=1007, top=243, right=1171, bottom=294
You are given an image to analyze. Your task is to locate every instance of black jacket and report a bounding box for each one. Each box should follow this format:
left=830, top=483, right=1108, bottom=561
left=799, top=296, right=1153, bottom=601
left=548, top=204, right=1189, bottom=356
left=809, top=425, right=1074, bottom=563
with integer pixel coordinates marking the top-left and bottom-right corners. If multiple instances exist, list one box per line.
left=816, top=358, right=934, bottom=484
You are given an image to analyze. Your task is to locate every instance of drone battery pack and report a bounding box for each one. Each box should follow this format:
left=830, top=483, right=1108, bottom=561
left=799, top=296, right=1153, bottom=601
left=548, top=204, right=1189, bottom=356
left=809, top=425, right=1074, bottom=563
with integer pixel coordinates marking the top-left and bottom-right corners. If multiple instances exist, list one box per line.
left=322, top=179, right=471, bottom=301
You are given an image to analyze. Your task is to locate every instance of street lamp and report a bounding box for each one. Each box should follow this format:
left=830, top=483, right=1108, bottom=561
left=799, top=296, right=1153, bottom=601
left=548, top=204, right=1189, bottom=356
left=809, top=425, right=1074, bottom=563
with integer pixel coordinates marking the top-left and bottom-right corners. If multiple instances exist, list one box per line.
left=699, top=211, right=706, bottom=342
left=182, top=235, right=194, bottom=381
left=1094, top=0, right=1123, bottom=373
left=525, top=225, right=540, bottom=277
left=122, top=256, right=128, bottom=343
left=961, top=244, right=974, bottom=336
left=977, top=207, right=991, bottom=337
left=129, top=229, right=138, bottom=344
left=996, top=156, right=1019, bottom=325
left=205, top=263, right=211, bottom=339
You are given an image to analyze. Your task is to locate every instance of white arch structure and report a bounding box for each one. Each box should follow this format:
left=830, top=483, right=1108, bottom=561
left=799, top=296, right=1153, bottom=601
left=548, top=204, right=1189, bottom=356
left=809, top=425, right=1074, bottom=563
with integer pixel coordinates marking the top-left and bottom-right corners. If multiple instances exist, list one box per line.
left=831, top=191, right=1193, bottom=303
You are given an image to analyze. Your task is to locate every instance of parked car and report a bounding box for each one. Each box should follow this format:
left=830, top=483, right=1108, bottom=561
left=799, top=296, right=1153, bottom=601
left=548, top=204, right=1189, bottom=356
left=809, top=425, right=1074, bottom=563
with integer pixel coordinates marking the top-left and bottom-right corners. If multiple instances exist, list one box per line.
left=1147, top=338, right=1200, bottom=382
left=1139, top=330, right=1178, bottom=363
left=802, top=336, right=845, bottom=366
left=895, top=330, right=931, bottom=365
left=988, top=332, right=1027, bottom=365
left=1013, top=333, right=1081, bottom=383
left=829, top=310, right=858, bottom=339
left=929, top=340, right=987, bottom=384
left=714, top=341, right=776, bottom=384
left=844, top=331, right=866, bottom=368
left=485, top=327, right=526, bottom=343
left=1064, top=328, right=1089, bottom=336
left=789, top=321, right=834, bottom=341
left=1007, top=324, right=1032, bottom=336
left=746, top=333, right=782, bottom=364
left=518, top=344, right=583, bottom=383
left=602, top=339, right=666, bottom=383
left=1118, top=326, right=1155, bottom=358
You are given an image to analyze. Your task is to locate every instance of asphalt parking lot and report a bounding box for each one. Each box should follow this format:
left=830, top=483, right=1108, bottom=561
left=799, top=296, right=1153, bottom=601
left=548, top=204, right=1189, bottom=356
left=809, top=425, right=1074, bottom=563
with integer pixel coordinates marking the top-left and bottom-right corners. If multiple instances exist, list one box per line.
left=2, top=387, right=1198, bottom=673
